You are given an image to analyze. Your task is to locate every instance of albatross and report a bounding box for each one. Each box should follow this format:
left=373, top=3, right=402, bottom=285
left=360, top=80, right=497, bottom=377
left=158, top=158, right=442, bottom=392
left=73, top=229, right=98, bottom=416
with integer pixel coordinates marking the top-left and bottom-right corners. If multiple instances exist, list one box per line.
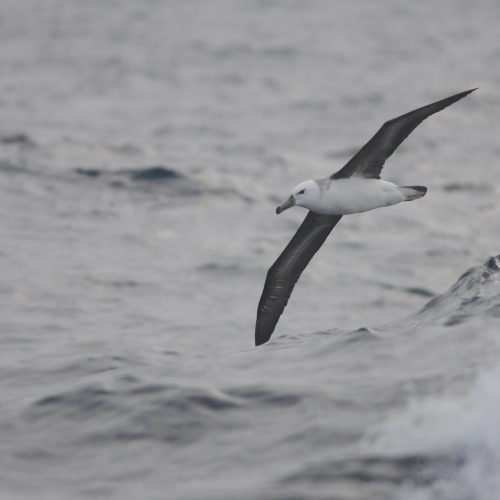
left=255, top=88, right=476, bottom=346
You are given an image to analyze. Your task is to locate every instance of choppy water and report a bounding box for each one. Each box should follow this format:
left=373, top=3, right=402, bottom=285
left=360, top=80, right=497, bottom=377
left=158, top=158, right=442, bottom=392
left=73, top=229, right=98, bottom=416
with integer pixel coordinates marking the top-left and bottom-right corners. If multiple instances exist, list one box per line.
left=1, top=1, right=500, bottom=499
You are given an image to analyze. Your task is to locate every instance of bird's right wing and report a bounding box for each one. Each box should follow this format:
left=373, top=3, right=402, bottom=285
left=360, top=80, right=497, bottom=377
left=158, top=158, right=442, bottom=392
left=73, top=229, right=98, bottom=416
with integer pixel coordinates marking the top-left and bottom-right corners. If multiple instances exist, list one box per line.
left=331, top=88, right=476, bottom=180
left=255, top=212, right=342, bottom=346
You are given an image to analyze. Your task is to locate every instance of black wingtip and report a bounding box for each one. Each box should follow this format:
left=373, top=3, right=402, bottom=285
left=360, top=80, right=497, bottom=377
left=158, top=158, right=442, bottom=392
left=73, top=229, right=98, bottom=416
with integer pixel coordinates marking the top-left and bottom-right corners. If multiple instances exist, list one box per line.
left=453, top=88, right=478, bottom=100
left=445, top=88, right=478, bottom=102
left=255, top=325, right=271, bottom=346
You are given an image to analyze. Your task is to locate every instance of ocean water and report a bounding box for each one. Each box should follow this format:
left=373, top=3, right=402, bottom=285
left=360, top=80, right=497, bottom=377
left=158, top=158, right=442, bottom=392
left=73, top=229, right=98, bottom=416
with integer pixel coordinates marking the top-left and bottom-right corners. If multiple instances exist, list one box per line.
left=1, top=0, right=500, bottom=499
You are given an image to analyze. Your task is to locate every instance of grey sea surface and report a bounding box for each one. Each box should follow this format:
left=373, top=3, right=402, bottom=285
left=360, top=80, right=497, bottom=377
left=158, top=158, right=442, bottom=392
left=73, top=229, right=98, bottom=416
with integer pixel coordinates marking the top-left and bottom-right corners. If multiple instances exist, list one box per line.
left=1, top=1, right=500, bottom=499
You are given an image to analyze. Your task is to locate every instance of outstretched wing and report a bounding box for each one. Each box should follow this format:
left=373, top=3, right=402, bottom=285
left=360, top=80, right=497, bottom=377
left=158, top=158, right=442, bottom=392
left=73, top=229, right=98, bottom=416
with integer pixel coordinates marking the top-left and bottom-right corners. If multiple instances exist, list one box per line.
left=255, top=212, right=342, bottom=346
left=331, top=88, right=477, bottom=180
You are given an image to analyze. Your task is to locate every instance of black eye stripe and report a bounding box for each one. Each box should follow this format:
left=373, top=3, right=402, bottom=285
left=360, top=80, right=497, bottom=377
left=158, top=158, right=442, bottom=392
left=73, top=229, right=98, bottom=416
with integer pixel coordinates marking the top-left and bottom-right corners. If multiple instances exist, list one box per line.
left=297, top=189, right=305, bottom=195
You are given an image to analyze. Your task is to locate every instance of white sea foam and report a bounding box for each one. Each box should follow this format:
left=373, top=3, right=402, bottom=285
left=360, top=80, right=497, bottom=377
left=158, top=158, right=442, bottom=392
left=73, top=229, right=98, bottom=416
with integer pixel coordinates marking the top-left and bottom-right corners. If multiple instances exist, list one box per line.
left=362, top=364, right=500, bottom=500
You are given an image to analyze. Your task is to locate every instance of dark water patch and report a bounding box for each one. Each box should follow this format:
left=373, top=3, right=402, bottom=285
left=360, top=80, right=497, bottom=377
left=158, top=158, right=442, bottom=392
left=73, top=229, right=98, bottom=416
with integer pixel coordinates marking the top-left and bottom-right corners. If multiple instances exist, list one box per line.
left=73, top=165, right=252, bottom=202
left=225, top=386, right=302, bottom=408
left=162, top=350, right=180, bottom=357
left=444, top=313, right=468, bottom=327
left=187, top=393, right=240, bottom=411
left=125, top=166, right=184, bottom=181
left=0, top=133, right=36, bottom=147
left=403, top=287, right=435, bottom=298
left=379, top=282, right=435, bottom=298
left=442, top=182, right=492, bottom=192
left=127, top=384, right=170, bottom=396
left=282, top=454, right=464, bottom=487
left=76, top=167, right=102, bottom=177
left=75, top=165, right=184, bottom=182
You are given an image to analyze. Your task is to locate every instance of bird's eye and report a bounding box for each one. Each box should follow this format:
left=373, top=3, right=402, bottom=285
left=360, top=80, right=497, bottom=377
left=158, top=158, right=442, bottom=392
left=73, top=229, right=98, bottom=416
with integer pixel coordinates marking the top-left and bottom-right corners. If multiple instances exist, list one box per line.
left=297, top=189, right=306, bottom=195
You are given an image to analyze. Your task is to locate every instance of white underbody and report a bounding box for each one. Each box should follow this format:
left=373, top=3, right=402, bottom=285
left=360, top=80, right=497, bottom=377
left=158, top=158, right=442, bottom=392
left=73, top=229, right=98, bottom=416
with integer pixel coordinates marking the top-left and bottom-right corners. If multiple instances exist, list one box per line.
left=309, top=178, right=406, bottom=215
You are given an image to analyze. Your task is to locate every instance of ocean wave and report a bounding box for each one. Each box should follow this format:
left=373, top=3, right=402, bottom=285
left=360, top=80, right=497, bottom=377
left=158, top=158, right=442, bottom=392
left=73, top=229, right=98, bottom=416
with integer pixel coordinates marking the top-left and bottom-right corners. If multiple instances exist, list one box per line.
left=26, top=380, right=303, bottom=448
left=413, top=255, right=500, bottom=327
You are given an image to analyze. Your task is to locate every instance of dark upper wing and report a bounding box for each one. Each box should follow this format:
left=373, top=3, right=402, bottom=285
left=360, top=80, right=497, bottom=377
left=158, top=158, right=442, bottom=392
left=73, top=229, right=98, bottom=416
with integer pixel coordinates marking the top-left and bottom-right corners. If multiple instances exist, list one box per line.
left=255, top=212, right=342, bottom=346
left=331, top=88, right=477, bottom=180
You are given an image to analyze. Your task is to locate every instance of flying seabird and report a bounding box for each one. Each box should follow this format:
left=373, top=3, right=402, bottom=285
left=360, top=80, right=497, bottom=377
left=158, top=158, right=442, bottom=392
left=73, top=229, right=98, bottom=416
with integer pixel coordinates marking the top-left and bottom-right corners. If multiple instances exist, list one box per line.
left=255, top=88, right=476, bottom=346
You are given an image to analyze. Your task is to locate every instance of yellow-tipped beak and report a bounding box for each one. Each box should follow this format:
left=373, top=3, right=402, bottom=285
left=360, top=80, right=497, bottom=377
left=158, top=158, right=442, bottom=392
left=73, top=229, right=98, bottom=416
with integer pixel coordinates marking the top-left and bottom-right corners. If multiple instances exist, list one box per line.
left=276, top=195, right=295, bottom=214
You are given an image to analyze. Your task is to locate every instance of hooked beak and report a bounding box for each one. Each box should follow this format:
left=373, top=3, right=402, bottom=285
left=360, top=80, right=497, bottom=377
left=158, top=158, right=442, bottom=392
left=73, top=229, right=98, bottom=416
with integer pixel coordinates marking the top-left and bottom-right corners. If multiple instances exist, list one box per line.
left=276, top=195, right=295, bottom=214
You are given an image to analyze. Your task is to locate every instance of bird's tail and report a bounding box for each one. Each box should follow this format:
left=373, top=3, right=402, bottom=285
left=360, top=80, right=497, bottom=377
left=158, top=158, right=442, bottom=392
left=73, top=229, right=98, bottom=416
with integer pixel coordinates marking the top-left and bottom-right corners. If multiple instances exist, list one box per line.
left=399, top=185, right=427, bottom=201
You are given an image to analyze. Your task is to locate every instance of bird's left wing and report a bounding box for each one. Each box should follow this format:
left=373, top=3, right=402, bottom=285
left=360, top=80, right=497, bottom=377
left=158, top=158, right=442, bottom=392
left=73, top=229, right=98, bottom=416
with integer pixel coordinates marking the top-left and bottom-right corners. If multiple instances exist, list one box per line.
left=255, top=212, right=342, bottom=346
left=331, top=88, right=476, bottom=180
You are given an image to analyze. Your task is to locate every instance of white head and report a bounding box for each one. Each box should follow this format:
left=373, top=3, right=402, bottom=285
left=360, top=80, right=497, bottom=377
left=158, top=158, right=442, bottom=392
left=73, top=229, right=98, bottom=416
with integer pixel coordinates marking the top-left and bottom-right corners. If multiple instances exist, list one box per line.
left=276, top=179, right=321, bottom=214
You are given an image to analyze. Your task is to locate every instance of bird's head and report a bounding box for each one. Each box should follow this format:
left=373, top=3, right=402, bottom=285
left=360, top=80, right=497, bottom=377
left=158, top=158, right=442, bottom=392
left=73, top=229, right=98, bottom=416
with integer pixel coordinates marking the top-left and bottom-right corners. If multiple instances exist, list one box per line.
left=276, top=180, right=320, bottom=214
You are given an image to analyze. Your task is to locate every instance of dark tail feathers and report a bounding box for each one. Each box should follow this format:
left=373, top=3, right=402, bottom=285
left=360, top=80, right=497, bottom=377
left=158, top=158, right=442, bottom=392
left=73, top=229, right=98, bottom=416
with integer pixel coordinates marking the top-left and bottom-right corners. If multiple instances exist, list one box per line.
left=399, top=185, right=427, bottom=201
